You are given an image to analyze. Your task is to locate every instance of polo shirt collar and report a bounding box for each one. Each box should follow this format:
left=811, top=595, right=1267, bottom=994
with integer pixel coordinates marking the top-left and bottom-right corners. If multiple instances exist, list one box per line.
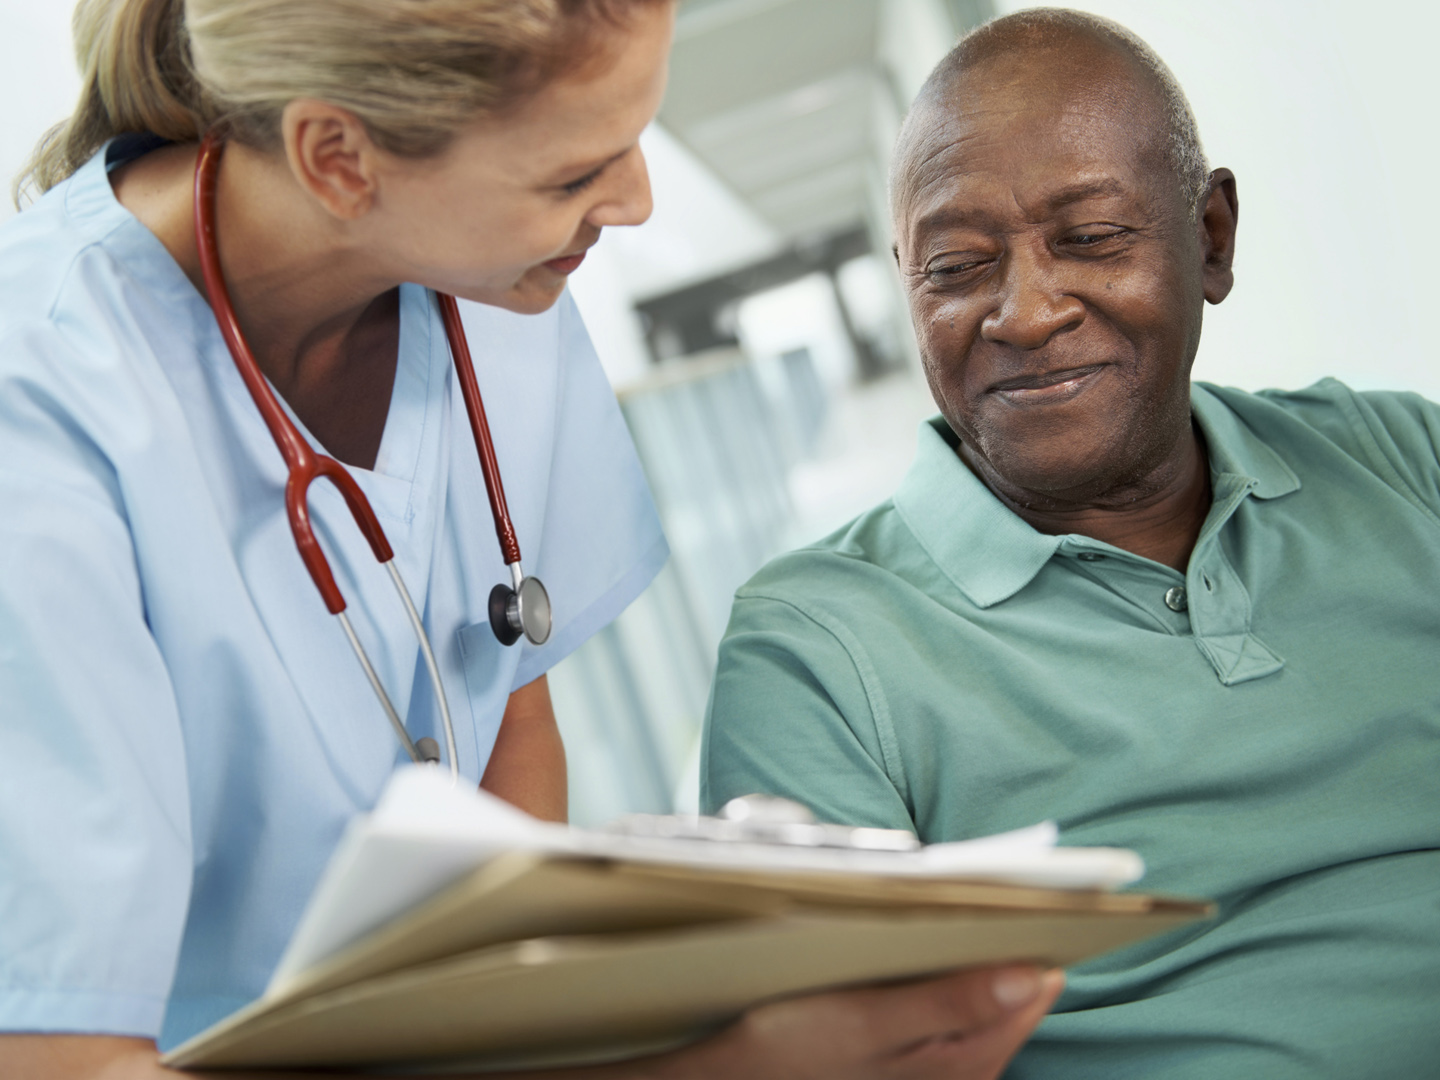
left=892, top=382, right=1301, bottom=609
left=1190, top=383, right=1300, bottom=500
left=893, top=418, right=1061, bottom=609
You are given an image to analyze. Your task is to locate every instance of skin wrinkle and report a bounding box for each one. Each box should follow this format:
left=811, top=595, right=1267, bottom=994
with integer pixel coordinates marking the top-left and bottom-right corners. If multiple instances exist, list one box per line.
left=892, top=26, right=1238, bottom=570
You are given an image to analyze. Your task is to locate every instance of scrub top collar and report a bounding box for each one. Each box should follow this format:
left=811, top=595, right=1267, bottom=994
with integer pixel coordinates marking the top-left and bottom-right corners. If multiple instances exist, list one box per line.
left=72, top=134, right=442, bottom=514
left=893, top=382, right=1303, bottom=610
left=60, top=136, right=198, bottom=316
left=107, top=132, right=172, bottom=170
left=58, top=133, right=175, bottom=244
left=59, top=134, right=453, bottom=686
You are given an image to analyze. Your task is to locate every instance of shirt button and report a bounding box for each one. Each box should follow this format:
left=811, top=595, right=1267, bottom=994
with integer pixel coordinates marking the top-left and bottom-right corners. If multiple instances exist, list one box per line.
left=1077, top=552, right=1104, bottom=562
left=1164, top=586, right=1188, bottom=612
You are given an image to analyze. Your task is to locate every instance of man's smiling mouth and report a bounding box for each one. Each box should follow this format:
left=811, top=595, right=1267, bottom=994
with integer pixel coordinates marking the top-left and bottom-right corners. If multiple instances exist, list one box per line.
left=989, top=364, right=1107, bottom=404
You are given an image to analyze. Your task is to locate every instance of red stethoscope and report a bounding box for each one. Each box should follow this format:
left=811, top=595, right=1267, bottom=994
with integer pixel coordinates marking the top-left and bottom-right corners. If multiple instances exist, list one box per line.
left=193, top=131, right=551, bottom=780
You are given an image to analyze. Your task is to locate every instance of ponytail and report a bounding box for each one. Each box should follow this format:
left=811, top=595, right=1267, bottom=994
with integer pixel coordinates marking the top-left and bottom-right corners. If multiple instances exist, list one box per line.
left=14, top=0, right=202, bottom=205
left=14, top=0, right=669, bottom=209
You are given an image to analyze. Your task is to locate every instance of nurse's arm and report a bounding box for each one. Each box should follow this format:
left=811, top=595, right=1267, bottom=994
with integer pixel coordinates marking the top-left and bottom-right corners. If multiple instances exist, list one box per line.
left=480, top=674, right=567, bottom=822
left=0, top=964, right=1061, bottom=1080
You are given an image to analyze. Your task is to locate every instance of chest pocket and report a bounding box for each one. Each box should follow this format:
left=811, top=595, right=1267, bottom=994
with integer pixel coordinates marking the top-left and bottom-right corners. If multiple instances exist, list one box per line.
left=455, top=621, right=512, bottom=774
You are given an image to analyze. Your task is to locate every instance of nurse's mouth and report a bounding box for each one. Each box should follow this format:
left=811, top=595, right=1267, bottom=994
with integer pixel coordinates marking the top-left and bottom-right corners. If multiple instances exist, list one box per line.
left=989, top=364, right=1106, bottom=405
left=543, top=251, right=588, bottom=275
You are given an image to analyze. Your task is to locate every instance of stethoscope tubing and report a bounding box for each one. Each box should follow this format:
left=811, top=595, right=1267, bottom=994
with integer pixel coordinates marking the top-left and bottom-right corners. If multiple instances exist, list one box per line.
left=193, top=130, right=542, bottom=782
left=194, top=134, right=396, bottom=615
left=437, top=292, right=521, bottom=568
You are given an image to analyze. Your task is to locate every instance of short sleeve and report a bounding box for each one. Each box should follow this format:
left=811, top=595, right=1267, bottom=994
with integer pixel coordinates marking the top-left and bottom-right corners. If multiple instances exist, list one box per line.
left=701, top=589, right=916, bottom=831
left=0, top=332, right=192, bottom=1038
left=508, top=294, right=668, bottom=688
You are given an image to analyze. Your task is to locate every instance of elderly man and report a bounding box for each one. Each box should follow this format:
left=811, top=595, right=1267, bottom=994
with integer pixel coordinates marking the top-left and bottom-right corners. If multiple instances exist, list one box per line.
left=702, top=9, right=1439, bottom=1078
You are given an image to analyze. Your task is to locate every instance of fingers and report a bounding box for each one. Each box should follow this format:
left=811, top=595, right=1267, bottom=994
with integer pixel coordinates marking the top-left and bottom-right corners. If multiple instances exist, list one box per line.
left=0, top=1034, right=165, bottom=1080
left=840, top=964, right=1061, bottom=1051
left=887, top=968, right=1066, bottom=1080
left=682, top=964, right=1065, bottom=1080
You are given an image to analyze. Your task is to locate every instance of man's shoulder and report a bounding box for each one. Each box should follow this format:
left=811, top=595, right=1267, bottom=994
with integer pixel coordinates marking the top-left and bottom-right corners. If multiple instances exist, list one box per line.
left=1200, top=378, right=1436, bottom=450
left=726, top=494, right=962, bottom=659
left=1198, top=379, right=1440, bottom=519
left=738, top=500, right=912, bottom=602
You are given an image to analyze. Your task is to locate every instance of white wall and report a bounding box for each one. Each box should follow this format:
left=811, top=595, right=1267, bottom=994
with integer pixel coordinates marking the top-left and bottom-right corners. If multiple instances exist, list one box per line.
left=566, top=123, right=778, bottom=387
left=997, top=0, right=1440, bottom=398
left=0, top=2, right=80, bottom=215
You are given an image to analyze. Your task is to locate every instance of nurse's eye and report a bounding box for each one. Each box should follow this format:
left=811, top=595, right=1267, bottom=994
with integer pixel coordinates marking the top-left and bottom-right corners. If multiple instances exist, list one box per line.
left=560, top=167, right=604, bottom=196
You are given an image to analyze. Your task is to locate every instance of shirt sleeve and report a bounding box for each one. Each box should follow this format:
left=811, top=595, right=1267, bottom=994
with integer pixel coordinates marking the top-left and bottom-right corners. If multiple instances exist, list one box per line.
left=0, top=331, right=192, bottom=1038
left=701, top=587, right=917, bottom=832
left=509, top=293, right=669, bottom=689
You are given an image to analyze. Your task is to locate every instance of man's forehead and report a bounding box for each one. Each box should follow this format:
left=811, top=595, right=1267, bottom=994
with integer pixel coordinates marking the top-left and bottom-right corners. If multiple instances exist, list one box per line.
left=904, top=103, right=1160, bottom=216
left=896, top=50, right=1172, bottom=228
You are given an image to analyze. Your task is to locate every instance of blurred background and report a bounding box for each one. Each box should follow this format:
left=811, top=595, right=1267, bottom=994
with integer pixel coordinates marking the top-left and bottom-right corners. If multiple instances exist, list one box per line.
left=4, top=0, right=1437, bottom=823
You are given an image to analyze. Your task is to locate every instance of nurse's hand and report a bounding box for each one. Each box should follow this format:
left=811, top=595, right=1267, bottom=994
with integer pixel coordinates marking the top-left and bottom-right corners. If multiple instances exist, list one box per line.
left=0, top=964, right=1061, bottom=1079
left=630, top=964, right=1065, bottom=1080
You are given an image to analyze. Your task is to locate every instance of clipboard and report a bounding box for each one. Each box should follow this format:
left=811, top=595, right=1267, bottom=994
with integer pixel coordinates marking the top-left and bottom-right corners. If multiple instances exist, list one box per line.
left=165, top=849, right=1210, bottom=1071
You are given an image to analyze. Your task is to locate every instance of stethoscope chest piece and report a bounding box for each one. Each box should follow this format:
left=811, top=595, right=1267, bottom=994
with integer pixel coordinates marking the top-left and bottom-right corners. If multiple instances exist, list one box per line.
left=490, top=570, right=552, bottom=646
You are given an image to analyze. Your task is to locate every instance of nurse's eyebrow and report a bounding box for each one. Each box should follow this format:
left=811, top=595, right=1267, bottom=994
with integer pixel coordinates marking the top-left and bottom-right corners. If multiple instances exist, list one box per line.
left=550, top=147, right=631, bottom=188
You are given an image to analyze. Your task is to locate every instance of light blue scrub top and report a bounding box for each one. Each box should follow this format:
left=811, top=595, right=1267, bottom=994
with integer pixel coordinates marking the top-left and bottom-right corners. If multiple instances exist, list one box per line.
left=0, top=137, right=668, bottom=1048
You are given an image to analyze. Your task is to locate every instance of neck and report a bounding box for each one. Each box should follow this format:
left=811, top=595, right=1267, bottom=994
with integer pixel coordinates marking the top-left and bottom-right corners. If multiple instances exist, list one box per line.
left=205, top=142, right=398, bottom=374
left=112, top=140, right=403, bottom=468
left=961, top=425, right=1211, bottom=573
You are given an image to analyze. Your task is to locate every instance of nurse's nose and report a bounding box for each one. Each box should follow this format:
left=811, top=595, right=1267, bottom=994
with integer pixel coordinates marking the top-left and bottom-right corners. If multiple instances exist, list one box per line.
left=587, top=145, right=653, bottom=230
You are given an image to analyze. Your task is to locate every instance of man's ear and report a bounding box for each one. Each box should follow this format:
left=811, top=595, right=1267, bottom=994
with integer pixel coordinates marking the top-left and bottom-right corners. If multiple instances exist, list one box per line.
left=280, top=100, right=380, bottom=221
left=1199, top=167, right=1238, bottom=305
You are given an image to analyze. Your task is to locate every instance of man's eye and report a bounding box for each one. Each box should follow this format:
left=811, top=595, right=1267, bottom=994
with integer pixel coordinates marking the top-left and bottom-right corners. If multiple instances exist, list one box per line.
left=1065, top=228, right=1125, bottom=248
left=928, top=259, right=984, bottom=278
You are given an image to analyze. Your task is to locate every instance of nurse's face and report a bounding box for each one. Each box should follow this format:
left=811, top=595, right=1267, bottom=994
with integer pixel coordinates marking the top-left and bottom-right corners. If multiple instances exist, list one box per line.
left=365, top=2, right=673, bottom=315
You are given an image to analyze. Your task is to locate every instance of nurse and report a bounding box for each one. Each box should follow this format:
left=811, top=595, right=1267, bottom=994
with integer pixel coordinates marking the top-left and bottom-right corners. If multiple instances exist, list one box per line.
left=0, top=0, right=1062, bottom=1076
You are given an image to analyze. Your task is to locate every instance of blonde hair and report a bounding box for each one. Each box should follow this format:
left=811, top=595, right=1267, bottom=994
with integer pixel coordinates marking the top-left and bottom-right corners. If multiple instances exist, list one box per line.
left=16, top=0, right=665, bottom=205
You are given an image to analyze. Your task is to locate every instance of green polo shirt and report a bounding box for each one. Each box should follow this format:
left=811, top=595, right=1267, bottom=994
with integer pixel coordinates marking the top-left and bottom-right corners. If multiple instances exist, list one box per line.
left=702, top=380, right=1440, bottom=1079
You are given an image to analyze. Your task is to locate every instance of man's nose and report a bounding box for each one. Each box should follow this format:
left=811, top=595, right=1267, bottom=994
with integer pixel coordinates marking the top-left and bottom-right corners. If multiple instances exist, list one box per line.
left=980, top=250, right=1085, bottom=349
left=588, top=146, right=654, bottom=229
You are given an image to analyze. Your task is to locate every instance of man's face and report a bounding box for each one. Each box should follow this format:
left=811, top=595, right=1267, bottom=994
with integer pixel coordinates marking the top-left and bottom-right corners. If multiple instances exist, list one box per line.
left=895, top=49, right=1216, bottom=501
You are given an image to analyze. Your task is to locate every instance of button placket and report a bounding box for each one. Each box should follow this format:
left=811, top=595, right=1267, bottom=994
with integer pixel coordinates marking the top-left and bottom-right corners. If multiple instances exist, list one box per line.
left=1063, top=545, right=1190, bottom=633
left=1186, top=539, right=1284, bottom=684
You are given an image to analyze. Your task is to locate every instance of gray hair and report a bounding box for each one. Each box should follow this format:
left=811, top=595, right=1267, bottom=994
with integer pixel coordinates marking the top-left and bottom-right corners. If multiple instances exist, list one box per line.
left=896, top=7, right=1210, bottom=222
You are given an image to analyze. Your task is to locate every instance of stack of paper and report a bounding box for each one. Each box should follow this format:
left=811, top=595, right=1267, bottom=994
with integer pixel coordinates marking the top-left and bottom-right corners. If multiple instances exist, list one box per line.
left=164, top=768, right=1209, bottom=1072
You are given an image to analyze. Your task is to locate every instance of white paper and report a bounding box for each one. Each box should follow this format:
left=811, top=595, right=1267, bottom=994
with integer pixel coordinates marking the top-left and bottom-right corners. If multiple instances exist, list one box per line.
left=270, top=767, right=1144, bottom=990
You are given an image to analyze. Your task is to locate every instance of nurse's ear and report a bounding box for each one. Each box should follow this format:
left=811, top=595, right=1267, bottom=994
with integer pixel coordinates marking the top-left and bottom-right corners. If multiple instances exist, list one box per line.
left=280, top=100, right=381, bottom=221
